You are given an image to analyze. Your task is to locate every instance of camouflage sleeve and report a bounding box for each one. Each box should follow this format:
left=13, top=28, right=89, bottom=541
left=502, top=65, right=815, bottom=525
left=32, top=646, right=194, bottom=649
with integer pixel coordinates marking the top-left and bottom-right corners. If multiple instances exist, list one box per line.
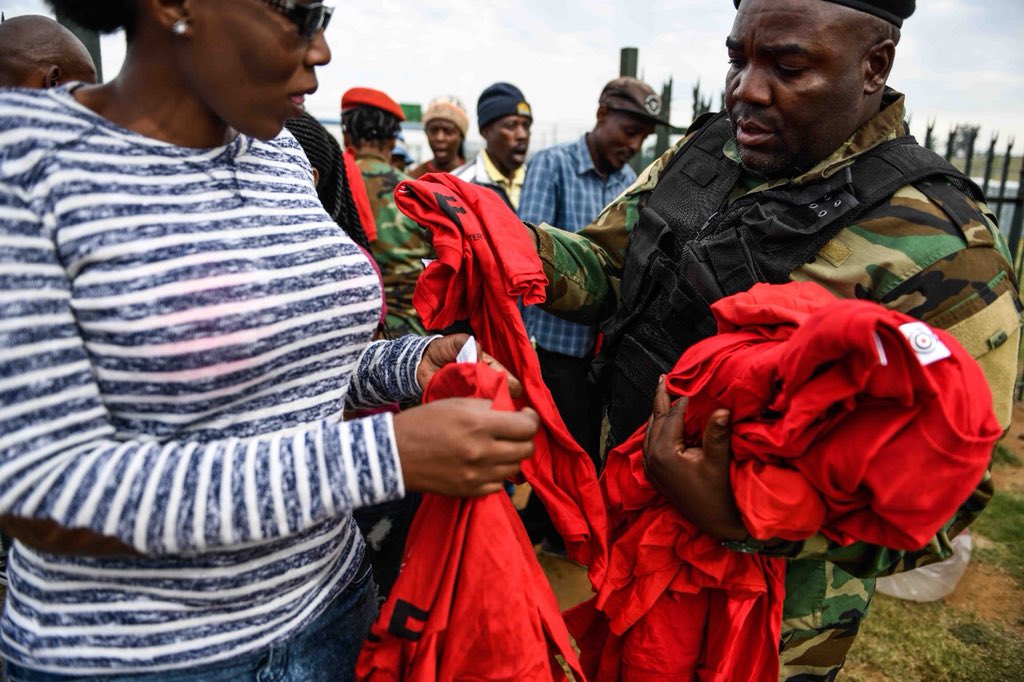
left=533, top=143, right=686, bottom=325
left=364, top=164, right=435, bottom=337
left=727, top=190, right=1022, bottom=576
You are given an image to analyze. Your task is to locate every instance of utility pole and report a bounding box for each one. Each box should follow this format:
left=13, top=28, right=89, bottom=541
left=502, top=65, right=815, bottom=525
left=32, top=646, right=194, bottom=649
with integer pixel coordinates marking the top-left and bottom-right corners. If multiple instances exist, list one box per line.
left=654, top=78, right=673, bottom=157
left=620, top=48, right=641, bottom=170
left=619, top=47, right=638, bottom=78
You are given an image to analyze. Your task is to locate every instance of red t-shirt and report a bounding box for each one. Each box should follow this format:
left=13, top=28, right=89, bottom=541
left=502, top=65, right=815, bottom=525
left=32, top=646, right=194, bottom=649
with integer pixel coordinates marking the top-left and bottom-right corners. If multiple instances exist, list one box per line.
left=356, top=362, right=583, bottom=681
left=395, top=172, right=609, bottom=584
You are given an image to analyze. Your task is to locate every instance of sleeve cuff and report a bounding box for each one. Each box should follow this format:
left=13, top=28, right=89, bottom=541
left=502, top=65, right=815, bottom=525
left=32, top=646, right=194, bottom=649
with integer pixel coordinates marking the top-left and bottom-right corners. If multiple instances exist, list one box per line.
left=348, top=335, right=439, bottom=408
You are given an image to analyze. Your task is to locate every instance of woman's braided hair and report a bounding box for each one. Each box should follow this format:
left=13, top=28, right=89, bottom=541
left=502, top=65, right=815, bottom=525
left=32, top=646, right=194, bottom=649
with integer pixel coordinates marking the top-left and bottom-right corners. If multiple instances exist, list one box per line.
left=284, top=112, right=371, bottom=252
left=341, top=107, right=402, bottom=146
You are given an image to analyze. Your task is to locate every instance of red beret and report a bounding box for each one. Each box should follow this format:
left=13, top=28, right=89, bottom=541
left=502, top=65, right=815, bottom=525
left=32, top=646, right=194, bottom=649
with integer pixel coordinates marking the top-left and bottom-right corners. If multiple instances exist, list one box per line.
left=340, top=87, right=405, bottom=121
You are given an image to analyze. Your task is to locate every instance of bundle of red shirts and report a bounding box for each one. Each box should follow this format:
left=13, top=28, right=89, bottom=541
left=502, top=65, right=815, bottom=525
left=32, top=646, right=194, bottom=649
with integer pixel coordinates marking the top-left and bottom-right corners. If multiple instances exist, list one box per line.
left=395, top=172, right=608, bottom=582
left=672, top=281, right=1000, bottom=549
left=355, top=361, right=584, bottom=681
left=566, top=281, right=999, bottom=681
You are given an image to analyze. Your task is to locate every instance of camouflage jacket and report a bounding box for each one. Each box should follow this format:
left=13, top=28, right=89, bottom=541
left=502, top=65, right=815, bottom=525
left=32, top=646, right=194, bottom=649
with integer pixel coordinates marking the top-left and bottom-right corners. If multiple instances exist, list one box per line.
left=531, top=91, right=1022, bottom=637
left=358, top=153, right=434, bottom=337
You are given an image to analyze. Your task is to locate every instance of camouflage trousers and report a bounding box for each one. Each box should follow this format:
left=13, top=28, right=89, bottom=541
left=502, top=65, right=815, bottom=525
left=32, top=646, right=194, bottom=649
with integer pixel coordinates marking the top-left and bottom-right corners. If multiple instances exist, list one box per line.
left=779, top=618, right=862, bottom=682
left=776, top=559, right=876, bottom=681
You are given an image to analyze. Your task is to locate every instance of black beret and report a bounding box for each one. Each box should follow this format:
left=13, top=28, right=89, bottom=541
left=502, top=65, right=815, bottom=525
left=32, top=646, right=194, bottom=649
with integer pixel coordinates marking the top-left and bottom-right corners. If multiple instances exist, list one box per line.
left=732, top=0, right=915, bottom=27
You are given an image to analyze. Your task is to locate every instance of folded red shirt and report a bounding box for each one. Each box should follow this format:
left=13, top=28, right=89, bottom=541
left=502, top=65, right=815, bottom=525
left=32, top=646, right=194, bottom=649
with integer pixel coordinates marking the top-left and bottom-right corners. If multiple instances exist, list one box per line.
left=355, top=362, right=584, bottom=682
left=394, top=172, right=608, bottom=584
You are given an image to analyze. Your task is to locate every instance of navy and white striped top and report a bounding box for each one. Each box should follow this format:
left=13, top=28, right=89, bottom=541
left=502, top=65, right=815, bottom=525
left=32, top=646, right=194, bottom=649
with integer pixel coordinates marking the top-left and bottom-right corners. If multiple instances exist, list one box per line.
left=0, top=86, right=431, bottom=674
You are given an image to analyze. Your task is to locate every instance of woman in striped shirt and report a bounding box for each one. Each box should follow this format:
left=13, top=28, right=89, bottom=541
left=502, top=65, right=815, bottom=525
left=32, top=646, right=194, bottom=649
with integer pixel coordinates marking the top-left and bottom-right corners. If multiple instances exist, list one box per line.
left=0, top=1, right=538, bottom=680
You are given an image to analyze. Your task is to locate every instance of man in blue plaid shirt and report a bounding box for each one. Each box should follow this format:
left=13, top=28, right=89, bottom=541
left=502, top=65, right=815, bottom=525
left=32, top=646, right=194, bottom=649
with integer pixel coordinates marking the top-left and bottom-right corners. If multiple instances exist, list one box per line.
left=518, top=77, right=663, bottom=552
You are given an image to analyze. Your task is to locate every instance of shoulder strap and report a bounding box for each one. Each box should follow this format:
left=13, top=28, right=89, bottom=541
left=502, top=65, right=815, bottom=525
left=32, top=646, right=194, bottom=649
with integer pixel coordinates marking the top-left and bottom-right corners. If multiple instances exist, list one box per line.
left=736, top=136, right=986, bottom=282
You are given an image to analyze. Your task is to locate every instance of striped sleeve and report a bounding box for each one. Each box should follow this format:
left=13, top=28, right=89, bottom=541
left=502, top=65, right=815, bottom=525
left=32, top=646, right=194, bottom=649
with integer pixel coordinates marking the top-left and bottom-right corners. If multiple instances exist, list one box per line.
left=346, top=335, right=437, bottom=408
left=0, top=187, right=404, bottom=556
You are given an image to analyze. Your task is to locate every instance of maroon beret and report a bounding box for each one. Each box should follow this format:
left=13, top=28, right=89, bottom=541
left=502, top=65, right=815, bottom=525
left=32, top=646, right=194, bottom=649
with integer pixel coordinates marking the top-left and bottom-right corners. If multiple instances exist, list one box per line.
left=340, top=87, right=405, bottom=121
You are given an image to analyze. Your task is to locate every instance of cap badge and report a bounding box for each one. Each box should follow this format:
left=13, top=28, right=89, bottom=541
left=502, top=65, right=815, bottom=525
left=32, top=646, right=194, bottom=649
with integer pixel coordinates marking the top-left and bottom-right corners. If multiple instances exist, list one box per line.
left=644, top=94, right=662, bottom=117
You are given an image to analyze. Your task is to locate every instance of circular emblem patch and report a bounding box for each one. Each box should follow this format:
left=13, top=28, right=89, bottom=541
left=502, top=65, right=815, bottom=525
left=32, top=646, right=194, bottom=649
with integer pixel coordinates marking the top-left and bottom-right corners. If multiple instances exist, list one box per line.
left=907, top=328, right=938, bottom=353
left=644, top=94, right=662, bottom=116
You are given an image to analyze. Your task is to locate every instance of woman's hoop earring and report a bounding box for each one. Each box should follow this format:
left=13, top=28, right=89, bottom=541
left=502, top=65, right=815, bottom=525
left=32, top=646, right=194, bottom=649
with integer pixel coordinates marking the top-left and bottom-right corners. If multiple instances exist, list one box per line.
left=171, top=19, right=189, bottom=36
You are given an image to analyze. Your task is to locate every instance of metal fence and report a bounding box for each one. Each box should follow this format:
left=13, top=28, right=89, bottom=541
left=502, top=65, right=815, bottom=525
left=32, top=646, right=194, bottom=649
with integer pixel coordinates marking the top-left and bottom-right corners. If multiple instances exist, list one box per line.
left=924, top=122, right=1024, bottom=282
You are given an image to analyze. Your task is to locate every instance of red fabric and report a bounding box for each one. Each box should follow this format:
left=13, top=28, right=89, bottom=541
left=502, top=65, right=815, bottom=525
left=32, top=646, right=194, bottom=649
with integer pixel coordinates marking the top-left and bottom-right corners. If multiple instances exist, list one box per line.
left=356, top=362, right=584, bottom=682
left=564, top=281, right=999, bottom=682
left=343, top=147, right=378, bottom=243
left=341, top=87, right=406, bottom=120
left=566, top=427, right=785, bottom=682
left=394, top=172, right=609, bottom=585
left=669, top=281, right=1001, bottom=549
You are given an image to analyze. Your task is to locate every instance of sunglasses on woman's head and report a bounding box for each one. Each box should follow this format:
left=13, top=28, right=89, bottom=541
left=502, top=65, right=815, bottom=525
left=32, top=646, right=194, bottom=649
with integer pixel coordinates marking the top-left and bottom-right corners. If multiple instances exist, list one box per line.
left=261, top=0, right=334, bottom=40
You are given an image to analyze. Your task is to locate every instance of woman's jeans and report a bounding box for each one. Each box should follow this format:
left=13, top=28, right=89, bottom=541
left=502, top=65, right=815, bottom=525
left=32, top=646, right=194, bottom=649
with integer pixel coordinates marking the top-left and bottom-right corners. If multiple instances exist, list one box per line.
left=2, top=566, right=376, bottom=682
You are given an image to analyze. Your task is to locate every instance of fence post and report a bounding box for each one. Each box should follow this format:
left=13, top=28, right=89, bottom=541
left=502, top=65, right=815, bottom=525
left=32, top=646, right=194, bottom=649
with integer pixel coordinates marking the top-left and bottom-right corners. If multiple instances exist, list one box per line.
left=982, top=133, right=998, bottom=197
left=963, top=126, right=979, bottom=177
left=1008, top=160, right=1024, bottom=269
left=997, top=137, right=1015, bottom=213
left=944, top=125, right=958, bottom=162
left=924, top=119, right=935, bottom=150
left=1012, top=159, right=1024, bottom=403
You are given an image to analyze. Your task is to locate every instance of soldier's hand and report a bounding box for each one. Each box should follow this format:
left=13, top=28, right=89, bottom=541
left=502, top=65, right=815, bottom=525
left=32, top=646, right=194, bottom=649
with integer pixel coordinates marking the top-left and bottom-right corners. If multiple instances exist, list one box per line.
left=642, top=377, right=748, bottom=541
left=394, top=398, right=538, bottom=496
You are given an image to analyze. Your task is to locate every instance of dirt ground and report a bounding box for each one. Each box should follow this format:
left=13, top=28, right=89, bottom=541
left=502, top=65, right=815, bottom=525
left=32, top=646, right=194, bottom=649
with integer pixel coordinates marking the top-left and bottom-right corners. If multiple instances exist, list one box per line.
left=946, top=402, right=1024, bottom=637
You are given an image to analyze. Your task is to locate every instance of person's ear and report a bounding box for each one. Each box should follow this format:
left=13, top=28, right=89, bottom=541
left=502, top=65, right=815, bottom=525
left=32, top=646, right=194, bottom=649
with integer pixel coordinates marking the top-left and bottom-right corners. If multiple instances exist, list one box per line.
left=863, top=39, right=895, bottom=95
left=147, top=0, right=191, bottom=35
left=311, top=166, right=320, bottom=188
left=44, top=65, right=61, bottom=88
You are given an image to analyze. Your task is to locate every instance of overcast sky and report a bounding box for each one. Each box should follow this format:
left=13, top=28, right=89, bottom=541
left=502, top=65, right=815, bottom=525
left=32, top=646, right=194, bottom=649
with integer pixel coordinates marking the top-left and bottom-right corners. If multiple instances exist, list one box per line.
left=6, top=0, right=1024, bottom=159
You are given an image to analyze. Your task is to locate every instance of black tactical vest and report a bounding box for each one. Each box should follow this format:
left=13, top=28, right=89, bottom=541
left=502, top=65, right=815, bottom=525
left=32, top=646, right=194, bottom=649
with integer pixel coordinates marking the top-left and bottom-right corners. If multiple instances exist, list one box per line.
left=596, top=110, right=985, bottom=449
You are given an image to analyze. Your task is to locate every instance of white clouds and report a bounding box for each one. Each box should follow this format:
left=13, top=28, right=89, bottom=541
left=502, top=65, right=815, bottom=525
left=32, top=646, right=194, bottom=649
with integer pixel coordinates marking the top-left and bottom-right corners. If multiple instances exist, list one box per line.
left=6, top=0, right=1023, bottom=149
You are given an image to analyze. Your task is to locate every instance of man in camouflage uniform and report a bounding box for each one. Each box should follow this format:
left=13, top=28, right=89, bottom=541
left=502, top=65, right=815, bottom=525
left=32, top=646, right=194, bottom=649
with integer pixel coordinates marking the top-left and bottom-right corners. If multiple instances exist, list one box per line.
left=526, top=0, right=1021, bottom=679
left=341, top=87, right=433, bottom=337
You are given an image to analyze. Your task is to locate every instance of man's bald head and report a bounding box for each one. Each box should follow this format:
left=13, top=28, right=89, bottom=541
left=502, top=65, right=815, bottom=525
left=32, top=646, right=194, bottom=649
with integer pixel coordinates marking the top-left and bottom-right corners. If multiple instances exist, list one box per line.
left=0, top=15, right=97, bottom=88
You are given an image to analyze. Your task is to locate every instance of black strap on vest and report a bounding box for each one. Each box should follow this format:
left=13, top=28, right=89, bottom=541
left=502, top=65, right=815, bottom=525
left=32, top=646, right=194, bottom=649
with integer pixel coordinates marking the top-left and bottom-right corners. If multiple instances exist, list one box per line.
left=596, top=111, right=985, bottom=448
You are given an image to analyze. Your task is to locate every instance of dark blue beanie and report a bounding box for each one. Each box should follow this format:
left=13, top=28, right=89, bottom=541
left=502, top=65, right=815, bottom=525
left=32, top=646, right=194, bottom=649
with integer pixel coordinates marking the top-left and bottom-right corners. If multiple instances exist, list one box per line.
left=477, top=82, right=532, bottom=130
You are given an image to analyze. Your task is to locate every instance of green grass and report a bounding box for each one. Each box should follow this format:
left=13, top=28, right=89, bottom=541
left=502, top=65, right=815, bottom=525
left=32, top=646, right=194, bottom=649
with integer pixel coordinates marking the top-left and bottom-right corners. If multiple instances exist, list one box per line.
left=844, top=449, right=1024, bottom=682
left=845, top=595, right=1024, bottom=682
left=972, top=488, right=1024, bottom=587
left=993, top=442, right=1021, bottom=466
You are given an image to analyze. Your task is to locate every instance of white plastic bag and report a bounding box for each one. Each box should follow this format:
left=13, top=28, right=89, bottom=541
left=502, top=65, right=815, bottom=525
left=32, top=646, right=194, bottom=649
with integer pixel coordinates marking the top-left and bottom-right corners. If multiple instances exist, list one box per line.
left=875, top=530, right=972, bottom=602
